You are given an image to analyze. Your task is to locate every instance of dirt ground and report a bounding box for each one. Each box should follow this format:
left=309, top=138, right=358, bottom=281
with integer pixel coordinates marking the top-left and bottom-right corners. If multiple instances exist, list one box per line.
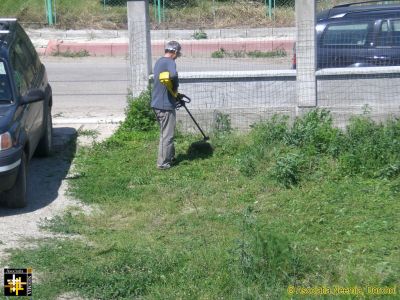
left=0, top=123, right=118, bottom=287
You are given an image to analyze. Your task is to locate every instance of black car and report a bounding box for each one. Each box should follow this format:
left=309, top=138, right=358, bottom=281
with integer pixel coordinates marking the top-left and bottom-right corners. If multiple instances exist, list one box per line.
left=0, top=19, right=53, bottom=208
left=293, top=1, right=400, bottom=68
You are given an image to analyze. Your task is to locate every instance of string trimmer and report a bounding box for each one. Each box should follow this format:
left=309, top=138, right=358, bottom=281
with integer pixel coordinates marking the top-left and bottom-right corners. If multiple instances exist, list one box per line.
left=159, top=71, right=209, bottom=141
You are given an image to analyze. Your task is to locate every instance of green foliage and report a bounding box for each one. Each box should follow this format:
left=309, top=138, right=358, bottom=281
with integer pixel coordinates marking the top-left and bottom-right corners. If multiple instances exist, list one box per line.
left=285, top=109, right=344, bottom=156
left=250, top=114, right=289, bottom=146
left=212, top=132, right=244, bottom=157
left=8, top=107, right=400, bottom=299
left=233, top=207, right=308, bottom=285
left=212, top=111, right=232, bottom=136
left=212, top=48, right=287, bottom=59
left=192, top=29, right=208, bottom=39
left=339, top=115, right=400, bottom=177
left=236, top=109, right=400, bottom=187
left=211, top=48, right=226, bottom=58
left=247, top=49, right=287, bottom=58
left=236, top=150, right=258, bottom=177
left=118, top=89, right=157, bottom=133
left=52, top=49, right=90, bottom=57
left=273, top=152, right=304, bottom=187
left=378, top=163, right=400, bottom=179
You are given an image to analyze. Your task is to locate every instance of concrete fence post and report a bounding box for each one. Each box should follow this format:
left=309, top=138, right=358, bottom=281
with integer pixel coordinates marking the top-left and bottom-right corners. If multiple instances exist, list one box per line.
left=295, top=0, right=317, bottom=113
left=127, top=0, right=152, bottom=97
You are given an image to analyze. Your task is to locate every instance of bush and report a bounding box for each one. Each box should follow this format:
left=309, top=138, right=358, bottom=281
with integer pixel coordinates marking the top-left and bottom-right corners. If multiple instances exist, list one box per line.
left=250, top=114, right=289, bottom=146
left=235, top=109, right=400, bottom=187
left=339, top=115, right=400, bottom=177
left=119, top=89, right=157, bottom=133
left=272, top=152, right=304, bottom=187
left=211, top=48, right=226, bottom=58
left=212, top=111, right=232, bottom=136
left=236, top=151, right=258, bottom=177
left=192, top=29, right=208, bottom=40
left=285, top=109, right=344, bottom=156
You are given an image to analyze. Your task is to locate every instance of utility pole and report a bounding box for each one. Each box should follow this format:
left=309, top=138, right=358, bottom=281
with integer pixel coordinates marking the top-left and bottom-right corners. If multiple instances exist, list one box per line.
left=127, top=0, right=152, bottom=97
left=295, top=0, right=317, bottom=113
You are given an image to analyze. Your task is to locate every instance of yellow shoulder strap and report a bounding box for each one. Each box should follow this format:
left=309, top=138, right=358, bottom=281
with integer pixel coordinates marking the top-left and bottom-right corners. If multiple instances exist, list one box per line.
left=159, top=71, right=178, bottom=98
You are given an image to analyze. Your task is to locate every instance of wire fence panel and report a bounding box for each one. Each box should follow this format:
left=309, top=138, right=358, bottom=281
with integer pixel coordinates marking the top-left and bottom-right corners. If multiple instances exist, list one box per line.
left=162, top=0, right=400, bottom=131
left=150, top=0, right=295, bottom=29
left=103, top=0, right=127, bottom=6
left=151, top=30, right=295, bottom=74
left=175, top=71, right=297, bottom=132
left=0, top=1, right=46, bottom=27
left=311, top=0, right=400, bottom=126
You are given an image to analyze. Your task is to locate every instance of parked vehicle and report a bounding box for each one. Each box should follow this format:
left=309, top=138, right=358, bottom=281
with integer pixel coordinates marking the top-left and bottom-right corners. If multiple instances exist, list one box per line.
left=293, top=1, right=400, bottom=69
left=0, top=18, right=53, bottom=208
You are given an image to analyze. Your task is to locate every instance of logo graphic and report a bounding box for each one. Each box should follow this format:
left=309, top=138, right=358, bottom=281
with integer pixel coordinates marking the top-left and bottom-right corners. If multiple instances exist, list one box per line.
left=4, top=268, right=32, bottom=296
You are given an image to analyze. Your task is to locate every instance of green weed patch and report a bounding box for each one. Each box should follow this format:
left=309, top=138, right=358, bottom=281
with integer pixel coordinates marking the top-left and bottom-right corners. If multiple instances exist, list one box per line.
left=212, top=48, right=287, bottom=59
left=5, top=98, right=399, bottom=298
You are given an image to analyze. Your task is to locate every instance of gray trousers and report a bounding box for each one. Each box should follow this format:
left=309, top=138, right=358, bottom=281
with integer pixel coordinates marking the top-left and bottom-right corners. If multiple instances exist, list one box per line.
left=154, top=109, right=176, bottom=167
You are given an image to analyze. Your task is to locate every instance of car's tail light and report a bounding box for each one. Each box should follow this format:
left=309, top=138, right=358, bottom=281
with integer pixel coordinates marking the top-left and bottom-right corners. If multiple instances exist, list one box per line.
left=0, top=132, right=12, bottom=151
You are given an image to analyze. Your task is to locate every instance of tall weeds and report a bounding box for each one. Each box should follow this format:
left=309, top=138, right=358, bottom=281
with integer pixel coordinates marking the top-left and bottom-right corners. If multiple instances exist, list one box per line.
left=235, top=109, right=400, bottom=187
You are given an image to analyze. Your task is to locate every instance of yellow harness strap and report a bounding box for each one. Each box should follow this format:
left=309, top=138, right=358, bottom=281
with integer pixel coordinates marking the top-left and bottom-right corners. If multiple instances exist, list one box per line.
left=159, top=71, right=178, bottom=98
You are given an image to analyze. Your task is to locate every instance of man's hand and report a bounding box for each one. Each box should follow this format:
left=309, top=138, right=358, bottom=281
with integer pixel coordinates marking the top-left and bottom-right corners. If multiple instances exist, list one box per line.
left=175, top=93, right=186, bottom=108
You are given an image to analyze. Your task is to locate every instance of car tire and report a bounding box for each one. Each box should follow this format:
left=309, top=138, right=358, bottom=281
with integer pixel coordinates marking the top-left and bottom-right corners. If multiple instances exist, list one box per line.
left=35, top=108, right=53, bottom=157
left=3, top=152, right=27, bottom=209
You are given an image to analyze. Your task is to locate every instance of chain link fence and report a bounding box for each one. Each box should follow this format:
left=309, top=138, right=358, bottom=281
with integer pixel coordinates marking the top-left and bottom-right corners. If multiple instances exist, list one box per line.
left=0, top=0, right=294, bottom=29
left=137, top=0, right=400, bottom=131
left=149, top=0, right=295, bottom=29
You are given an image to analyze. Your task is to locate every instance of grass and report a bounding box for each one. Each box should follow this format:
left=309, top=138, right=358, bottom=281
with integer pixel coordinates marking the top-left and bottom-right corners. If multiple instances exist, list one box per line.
left=212, top=48, right=287, bottom=59
left=0, top=0, right=295, bottom=29
left=0, top=0, right=378, bottom=30
left=0, top=0, right=127, bottom=29
left=51, top=49, right=90, bottom=58
left=3, top=91, right=400, bottom=299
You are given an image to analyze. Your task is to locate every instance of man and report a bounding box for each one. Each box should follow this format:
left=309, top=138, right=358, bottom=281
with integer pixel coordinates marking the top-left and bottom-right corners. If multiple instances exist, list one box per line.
left=151, top=41, right=182, bottom=170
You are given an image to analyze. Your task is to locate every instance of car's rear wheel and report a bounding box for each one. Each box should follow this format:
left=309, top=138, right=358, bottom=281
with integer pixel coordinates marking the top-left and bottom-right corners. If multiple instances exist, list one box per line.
left=3, top=152, right=27, bottom=208
left=36, top=108, right=53, bottom=157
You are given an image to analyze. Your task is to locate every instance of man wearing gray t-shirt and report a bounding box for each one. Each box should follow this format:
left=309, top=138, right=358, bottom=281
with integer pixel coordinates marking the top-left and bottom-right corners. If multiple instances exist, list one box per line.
left=151, top=41, right=182, bottom=170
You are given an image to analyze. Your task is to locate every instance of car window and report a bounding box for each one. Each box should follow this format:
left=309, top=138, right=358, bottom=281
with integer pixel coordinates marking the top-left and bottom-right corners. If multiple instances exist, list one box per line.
left=0, top=60, right=12, bottom=102
left=377, top=19, right=400, bottom=47
left=17, top=25, right=41, bottom=72
left=322, top=22, right=370, bottom=46
left=14, top=40, right=35, bottom=84
left=391, top=19, right=400, bottom=46
left=377, top=20, right=391, bottom=46
left=10, top=50, right=28, bottom=95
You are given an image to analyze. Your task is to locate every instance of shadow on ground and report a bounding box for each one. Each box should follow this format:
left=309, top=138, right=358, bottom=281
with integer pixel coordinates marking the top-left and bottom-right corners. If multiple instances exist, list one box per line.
left=0, top=127, right=77, bottom=216
left=175, top=140, right=214, bottom=165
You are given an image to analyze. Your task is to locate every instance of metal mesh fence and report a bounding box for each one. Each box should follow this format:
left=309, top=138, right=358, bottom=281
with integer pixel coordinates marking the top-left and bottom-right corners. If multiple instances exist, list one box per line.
left=313, top=0, right=400, bottom=126
left=144, top=0, right=400, bottom=132
left=150, top=0, right=295, bottom=29
left=146, top=1, right=296, bottom=132
left=103, top=0, right=128, bottom=6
